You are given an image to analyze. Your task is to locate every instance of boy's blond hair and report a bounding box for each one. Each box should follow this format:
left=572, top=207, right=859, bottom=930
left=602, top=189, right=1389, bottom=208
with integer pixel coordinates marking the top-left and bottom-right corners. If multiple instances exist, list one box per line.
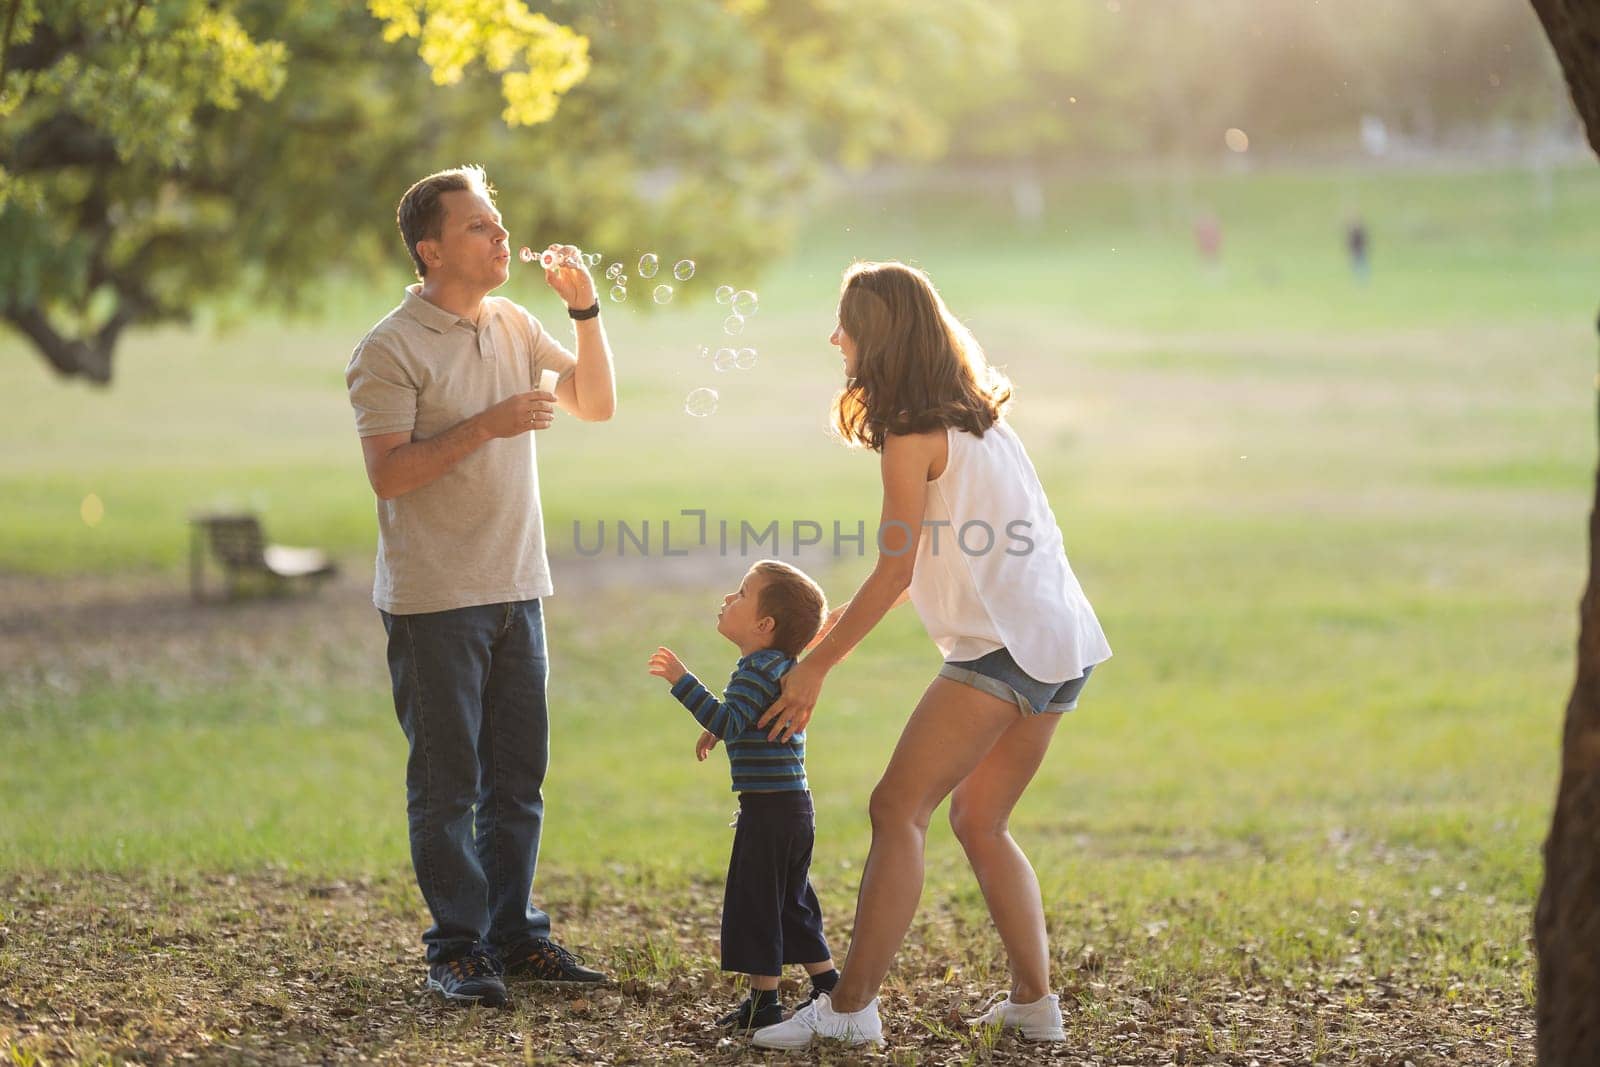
left=750, top=560, right=828, bottom=657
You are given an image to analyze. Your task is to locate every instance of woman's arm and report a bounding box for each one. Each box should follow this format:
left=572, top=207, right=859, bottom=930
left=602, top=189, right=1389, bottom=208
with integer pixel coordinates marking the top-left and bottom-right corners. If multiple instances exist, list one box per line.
left=758, top=430, right=941, bottom=740
left=803, top=588, right=911, bottom=654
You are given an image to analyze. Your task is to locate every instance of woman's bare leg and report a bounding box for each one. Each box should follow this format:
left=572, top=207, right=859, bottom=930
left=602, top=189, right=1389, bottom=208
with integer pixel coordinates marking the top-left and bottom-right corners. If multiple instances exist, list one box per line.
left=828, top=678, right=1018, bottom=1012
left=948, top=711, right=1062, bottom=1004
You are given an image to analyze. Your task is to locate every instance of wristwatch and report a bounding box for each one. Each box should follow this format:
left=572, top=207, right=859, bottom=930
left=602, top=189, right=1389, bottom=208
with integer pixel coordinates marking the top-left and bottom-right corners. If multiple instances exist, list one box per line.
left=568, top=301, right=600, bottom=321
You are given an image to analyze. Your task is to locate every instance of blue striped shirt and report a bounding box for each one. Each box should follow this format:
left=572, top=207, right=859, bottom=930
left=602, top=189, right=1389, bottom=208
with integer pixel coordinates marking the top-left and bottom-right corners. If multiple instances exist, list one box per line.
left=670, top=648, right=807, bottom=794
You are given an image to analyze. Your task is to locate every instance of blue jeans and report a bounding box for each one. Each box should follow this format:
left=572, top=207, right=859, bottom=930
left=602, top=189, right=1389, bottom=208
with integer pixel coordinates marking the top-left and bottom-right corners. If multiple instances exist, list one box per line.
left=381, top=599, right=552, bottom=963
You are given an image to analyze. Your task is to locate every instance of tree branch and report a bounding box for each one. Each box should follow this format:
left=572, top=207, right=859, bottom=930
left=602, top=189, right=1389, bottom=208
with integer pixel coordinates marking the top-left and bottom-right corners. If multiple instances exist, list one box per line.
left=3, top=304, right=113, bottom=384
left=0, top=0, right=21, bottom=88
left=2, top=221, right=160, bottom=384
left=3, top=111, right=120, bottom=172
left=4, top=17, right=85, bottom=76
left=120, top=0, right=146, bottom=37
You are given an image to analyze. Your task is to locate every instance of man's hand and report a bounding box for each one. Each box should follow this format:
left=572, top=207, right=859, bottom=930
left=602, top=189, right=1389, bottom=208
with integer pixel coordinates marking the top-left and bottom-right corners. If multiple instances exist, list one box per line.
left=480, top=390, right=557, bottom=438
left=758, top=656, right=827, bottom=742
left=543, top=243, right=598, bottom=309
left=648, top=646, right=688, bottom=686
left=695, top=730, right=719, bottom=762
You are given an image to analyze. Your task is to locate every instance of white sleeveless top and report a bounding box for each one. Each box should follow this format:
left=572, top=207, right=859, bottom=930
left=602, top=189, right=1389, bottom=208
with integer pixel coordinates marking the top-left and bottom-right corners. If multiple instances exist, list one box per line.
left=907, top=422, right=1111, bottom=683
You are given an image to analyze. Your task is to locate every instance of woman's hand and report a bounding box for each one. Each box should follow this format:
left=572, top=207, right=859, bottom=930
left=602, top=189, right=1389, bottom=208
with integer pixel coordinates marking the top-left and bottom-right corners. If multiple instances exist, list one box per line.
left=759, top=656, right=829, bottom=742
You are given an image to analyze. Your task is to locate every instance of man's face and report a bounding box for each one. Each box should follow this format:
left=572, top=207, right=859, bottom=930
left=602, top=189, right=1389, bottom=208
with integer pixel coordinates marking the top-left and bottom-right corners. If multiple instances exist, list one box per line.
left=421, top=188, right=510, bottom=292
left=716, top=571, right=772, bottom=648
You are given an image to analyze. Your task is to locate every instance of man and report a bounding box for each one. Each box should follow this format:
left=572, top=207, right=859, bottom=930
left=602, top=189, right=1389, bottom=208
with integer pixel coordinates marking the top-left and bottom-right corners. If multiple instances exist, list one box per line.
left=345, top=165, right=616, bottom=1008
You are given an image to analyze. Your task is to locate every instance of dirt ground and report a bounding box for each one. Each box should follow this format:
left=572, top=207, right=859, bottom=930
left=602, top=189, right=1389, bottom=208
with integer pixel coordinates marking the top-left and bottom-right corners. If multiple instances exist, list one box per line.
left=0, top=871, right=1532, bottom=1066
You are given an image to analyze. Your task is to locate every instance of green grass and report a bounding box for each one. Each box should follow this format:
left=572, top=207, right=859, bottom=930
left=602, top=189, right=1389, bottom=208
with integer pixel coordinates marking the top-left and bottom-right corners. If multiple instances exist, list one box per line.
left=0, top=165, right=1592, bottom=1058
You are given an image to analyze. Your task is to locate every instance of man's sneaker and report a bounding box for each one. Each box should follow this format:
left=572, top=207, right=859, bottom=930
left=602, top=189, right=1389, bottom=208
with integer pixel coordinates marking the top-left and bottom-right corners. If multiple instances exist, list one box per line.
left=751, top=992, right=884, bottom=1049
left=715, top=994, right=784, bottom=1030
left=501, top=937, right=606, bottom=984
left=426, top=952, right=508, bottom=1008
left=968, top=992, right=1065, bottom=1041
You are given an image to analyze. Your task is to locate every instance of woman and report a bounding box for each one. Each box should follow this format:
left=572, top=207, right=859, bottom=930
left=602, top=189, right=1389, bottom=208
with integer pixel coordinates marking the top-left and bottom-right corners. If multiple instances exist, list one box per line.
left=752, top=261, right=1112, bottom=1049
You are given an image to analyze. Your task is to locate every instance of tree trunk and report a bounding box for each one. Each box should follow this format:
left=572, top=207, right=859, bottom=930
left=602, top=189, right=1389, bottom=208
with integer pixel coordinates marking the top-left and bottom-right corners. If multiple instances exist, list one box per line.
left=1529, top=2, right=1600, bottom=1063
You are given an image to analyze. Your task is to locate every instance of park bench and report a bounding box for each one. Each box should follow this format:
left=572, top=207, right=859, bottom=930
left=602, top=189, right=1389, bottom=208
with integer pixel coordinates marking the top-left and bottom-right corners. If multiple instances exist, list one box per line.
left=188, top=512, right=337, bottom=602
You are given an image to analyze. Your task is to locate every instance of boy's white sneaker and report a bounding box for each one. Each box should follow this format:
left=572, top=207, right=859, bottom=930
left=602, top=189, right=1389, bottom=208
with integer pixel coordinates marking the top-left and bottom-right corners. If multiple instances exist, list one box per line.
left=969, top=992, right=1066, bottom=1041
left=751, top=992, right=884, bottom=1049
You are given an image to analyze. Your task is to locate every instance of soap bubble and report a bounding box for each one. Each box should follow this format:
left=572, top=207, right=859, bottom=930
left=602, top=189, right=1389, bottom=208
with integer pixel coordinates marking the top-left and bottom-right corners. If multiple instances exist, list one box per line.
left=606, top=263, right=623, bottom=280
left=713, top=347, right=737, bottom=371
left=586, top=251, right=602, bottom=267
left=714, top=285, right=735, bottom=305
left=615, top=274, right=628, bottom=287
left=518, top=246, right=536, bottom=263
left=673, top=259, right=696, bottom=281
left=734, top=347, right=757, bottom=370
left=653, top=284, right=674, bottom=304
left=541, top=249, right=563, bottom=269
left=696, top=344, right=711, bottom=359
left=638, top=253, right=659, bottom=279
left=684, top=387, right=719, bottom=417
left=723, top=314, right=745, bottom=336
left=609, top=285, right=628, bottom=303
left=731, top=289, right=759, bottom=316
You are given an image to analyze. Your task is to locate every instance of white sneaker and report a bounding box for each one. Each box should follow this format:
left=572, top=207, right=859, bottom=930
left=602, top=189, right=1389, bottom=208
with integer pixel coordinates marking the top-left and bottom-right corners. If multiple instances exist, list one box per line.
left=969, top=992, right=1065, bottom=1041
left=751, top=992, right=885, bottom=1048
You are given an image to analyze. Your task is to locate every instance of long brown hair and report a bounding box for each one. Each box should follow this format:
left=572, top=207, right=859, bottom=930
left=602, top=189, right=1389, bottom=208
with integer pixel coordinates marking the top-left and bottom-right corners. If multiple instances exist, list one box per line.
left=830, top=261, right=1011, bottom=452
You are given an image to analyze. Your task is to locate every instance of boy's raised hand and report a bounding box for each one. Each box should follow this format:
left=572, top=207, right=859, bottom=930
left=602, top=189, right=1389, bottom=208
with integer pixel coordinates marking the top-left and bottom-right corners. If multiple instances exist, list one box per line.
left=695, top=730, right=719, bottom=761
left=648, top=646, right=687, bottom=685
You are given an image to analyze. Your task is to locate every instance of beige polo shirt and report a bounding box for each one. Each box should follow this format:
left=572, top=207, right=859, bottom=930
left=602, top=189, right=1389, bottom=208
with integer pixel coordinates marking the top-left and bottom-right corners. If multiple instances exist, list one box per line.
left=345, top=284, right=577, bottom=615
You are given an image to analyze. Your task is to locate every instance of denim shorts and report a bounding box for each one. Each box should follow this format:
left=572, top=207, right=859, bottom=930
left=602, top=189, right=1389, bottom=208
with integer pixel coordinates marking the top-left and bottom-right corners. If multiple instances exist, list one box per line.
left=938, top=647, right=1095, bottom=716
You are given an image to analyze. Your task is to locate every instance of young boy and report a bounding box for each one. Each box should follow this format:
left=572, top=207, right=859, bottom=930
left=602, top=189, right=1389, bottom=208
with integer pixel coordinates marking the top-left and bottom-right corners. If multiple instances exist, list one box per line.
left=647, top=560, right=840, bottom=1030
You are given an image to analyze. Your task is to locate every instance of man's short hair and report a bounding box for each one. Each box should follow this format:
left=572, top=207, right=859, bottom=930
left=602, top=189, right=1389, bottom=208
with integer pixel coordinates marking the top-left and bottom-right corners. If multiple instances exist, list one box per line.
left=396, top=165, right=494, bottom=280
left=751, top=560, right=829, bottom=658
